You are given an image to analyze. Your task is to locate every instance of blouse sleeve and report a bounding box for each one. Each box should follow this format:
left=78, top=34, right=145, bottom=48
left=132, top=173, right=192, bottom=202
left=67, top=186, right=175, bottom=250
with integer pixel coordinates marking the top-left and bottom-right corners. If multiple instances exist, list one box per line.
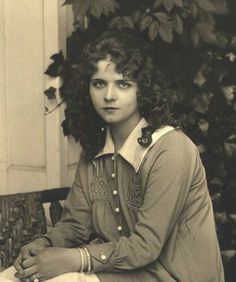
left=85, top=133, right=201, bottom=272
left=45, top=157, right=94, bottom=247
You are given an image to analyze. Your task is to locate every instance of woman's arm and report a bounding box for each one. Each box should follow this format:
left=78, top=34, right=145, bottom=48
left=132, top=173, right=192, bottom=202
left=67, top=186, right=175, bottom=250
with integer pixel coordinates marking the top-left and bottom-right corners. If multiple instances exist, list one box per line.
left=45, top=158, right=94, bottom=247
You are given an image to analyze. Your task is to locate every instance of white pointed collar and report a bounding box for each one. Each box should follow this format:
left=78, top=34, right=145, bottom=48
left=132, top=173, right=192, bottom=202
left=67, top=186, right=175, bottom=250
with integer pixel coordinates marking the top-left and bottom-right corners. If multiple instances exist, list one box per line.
left=95, top=118, right=175, bottom=173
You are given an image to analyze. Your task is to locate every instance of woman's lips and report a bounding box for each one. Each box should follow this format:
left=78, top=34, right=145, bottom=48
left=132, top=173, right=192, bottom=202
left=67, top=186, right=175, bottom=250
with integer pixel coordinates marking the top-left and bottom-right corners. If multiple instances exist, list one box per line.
left=103, top=107, right=119, bottom=112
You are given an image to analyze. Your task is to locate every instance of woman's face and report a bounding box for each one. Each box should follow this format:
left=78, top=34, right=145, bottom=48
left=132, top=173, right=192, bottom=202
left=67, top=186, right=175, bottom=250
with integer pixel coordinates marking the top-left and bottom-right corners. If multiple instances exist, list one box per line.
left=89, top=58, right=141, bottom=129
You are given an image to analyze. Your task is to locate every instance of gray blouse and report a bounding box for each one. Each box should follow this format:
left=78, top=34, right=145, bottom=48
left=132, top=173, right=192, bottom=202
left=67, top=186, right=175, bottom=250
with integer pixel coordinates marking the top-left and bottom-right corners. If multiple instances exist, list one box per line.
left=46, top=119, right=224, bottom=282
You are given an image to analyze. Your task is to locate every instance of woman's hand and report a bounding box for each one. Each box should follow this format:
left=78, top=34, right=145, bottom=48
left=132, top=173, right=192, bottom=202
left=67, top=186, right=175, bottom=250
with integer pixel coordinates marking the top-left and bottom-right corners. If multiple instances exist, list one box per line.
left=14, top=238, right=47, bottom=277
left=20, top=247, right=81, bottom=281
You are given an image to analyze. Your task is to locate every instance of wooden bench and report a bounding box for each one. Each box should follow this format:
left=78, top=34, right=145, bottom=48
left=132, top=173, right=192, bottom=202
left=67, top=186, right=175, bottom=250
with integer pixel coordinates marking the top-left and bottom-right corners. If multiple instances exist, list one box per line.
left=0, top=187, right=70, bottom=271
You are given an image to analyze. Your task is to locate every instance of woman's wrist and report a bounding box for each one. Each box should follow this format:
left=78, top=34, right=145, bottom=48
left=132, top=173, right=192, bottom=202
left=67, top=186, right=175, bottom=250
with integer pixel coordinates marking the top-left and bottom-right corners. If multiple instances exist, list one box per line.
left=81, top=247, right=92, bottom=273
left=66, top=248, right=87, bottom=273
left=34, top=236, right=52, bottom=248
left=76, top=247, right=93, bottom=273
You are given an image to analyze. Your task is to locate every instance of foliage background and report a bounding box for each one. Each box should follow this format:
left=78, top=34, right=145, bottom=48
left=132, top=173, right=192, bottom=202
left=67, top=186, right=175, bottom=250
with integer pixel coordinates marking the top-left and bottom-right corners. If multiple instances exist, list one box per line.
left=44, top=0, right=236, bottom=280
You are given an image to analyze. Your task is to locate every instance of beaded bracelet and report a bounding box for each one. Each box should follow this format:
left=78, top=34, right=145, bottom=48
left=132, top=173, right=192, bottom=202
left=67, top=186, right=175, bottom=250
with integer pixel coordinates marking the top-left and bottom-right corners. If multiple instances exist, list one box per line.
left=78, top=248, right=85, bottom=272
left=82, top=247, right=92, bottom=273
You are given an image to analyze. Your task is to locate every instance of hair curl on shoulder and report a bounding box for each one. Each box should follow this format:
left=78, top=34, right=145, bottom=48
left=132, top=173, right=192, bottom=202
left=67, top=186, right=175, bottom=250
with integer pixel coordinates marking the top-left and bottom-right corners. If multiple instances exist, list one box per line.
left=63, top=29, right=177, bottom=160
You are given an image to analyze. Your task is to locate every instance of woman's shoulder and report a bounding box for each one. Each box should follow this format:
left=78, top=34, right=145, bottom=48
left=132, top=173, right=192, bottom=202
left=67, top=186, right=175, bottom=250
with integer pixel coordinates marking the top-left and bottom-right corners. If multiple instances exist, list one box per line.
left=150, top=127, right=199, bottom=161
left=74, top=151, right=91, bottom=174
left=155, top=127, right=197, bottom=149
left=140, top=128, right=203, bottom=180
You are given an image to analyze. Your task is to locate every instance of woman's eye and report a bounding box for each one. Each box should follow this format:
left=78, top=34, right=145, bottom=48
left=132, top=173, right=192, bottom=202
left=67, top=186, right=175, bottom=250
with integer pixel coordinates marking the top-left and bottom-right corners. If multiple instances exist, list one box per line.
left=118, top=81, right=131, bottom=89
left=91, top=80, right=106, bottom=88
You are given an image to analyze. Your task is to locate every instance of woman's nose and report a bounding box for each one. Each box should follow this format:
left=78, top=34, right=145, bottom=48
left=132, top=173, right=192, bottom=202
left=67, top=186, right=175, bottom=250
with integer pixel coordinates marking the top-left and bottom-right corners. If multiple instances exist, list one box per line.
left=104, top=84, right=116, bottom=101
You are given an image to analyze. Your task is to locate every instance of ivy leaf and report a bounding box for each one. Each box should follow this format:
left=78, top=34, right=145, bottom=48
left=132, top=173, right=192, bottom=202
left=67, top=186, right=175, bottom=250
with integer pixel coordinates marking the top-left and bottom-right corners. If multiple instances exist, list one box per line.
left=173, top=13, right=183, bottom=34
left=109, top=16, right=123, bottom=28
left=227, top=135, right=236, bottom=144
left=230, top=36, right=236, bottom=47
left=212, top=0, right=229, bottom=14
left=221, top=250, right=236, bottom=263
left=153, top=0, right=163, bottom=9
left=45, top=62, right=61, bottom=77
left=224, top=141, right=236, bottom=157
left=174, top=0, right=183, bottom=7
left=140, top=15, right=153, bottom=31
left=190, top=94, right=210, bottom=113
left=50, top=52, right=64, bottom=64
left=110, top=16, right=134, bottom=29
left=154, top=12, right=171, bottom=23
left=72, top=0, right=89, bottom=19
left=163, top=0, right=174, bottom=12
left=195, top=23, right=217, bottom=45
left=180, top=8, right=190, bottom=19
left=44, top=87, right=57, bottom=100
left=197, top=0, right=216, bottom=12
left=123, top=16, right=135, bottom=29
left=132, top=11, right=142, bottom=24
left=148, top=20, right=159, bottom=41
left=217, top=33, right=228, bottom=48
left=73, top=0, right=119, bottom=20
left=193, top=69, right=206, bottom=86
left=92, top=0, right=119, bottom=18
left=159, top=21, right=173, bottom=42
left=62, top=0, right=73, bottom=6
left=189, top=2, right=198, bottom=18
left=45, top=52, right=64, bottom=77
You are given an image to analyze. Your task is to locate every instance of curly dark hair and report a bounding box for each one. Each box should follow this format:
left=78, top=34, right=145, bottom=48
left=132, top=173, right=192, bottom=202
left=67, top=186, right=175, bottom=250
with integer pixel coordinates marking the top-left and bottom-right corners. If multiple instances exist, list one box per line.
left=63, top=29, right=177, bottom=160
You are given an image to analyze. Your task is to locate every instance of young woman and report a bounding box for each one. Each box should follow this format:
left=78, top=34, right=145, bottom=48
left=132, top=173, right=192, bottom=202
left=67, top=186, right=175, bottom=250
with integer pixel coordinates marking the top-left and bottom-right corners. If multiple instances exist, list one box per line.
left=2, top=29, right=224, bottom=282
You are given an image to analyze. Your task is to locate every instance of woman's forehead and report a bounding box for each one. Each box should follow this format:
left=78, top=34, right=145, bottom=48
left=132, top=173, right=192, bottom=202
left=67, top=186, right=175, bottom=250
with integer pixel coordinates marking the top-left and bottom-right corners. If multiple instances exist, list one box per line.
left=97, top=58, right=115, bottom=72
left=91, top=58, right=123, bottom=80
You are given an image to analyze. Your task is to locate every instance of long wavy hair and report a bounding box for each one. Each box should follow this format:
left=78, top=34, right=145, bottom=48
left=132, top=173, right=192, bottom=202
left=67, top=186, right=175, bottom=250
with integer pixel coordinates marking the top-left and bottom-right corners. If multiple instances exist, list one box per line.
left=63, top=29, right=177, bottom=160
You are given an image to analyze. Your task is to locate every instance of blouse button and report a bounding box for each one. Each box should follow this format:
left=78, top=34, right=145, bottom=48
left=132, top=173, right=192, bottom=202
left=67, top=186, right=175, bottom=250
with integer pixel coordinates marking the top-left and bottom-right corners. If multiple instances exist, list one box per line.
left=111, top=173, right=116, bottom=178
left=117, top=226, right=122, bottom=232
left=115, top=207, right=120, bottom=213
left=101, top=254, right=107, bottom=261
left=111, top=155, right=115, bottom=161
left=113, top=190, right=118, bottom=196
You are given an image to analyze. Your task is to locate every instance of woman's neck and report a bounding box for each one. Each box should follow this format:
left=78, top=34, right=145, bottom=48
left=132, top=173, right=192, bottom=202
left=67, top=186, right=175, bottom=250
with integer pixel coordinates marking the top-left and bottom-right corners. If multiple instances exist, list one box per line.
left=109, top=116, right=141, bottom=152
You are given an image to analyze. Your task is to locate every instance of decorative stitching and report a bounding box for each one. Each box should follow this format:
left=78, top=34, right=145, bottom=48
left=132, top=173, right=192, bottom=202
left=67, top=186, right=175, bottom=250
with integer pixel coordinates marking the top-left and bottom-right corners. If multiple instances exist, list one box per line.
left=90, top=177, right=110, bottom=201
left=127, top=183, right=143, bottom=208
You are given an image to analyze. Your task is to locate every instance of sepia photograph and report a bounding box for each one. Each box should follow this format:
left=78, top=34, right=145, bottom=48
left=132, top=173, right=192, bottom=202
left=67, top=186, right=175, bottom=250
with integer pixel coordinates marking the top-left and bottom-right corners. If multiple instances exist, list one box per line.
left=0, top=0, right=236, bottom=281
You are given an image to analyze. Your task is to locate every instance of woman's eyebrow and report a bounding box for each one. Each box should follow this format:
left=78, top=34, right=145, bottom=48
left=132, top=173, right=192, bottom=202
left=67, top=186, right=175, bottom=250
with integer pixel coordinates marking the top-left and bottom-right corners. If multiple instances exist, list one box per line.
left=90, top=78, right=105, bottom=81
left=118, top=79, right=137, bottom=83
left=89, top=78, right=136, bottom=83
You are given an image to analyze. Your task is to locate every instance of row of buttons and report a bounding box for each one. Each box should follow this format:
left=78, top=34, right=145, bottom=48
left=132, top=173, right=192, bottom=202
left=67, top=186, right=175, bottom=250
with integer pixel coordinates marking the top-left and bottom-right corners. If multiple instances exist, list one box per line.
left=98, top=155, right=123, bottom=265
left=111, top=155, right=122, bottom=233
